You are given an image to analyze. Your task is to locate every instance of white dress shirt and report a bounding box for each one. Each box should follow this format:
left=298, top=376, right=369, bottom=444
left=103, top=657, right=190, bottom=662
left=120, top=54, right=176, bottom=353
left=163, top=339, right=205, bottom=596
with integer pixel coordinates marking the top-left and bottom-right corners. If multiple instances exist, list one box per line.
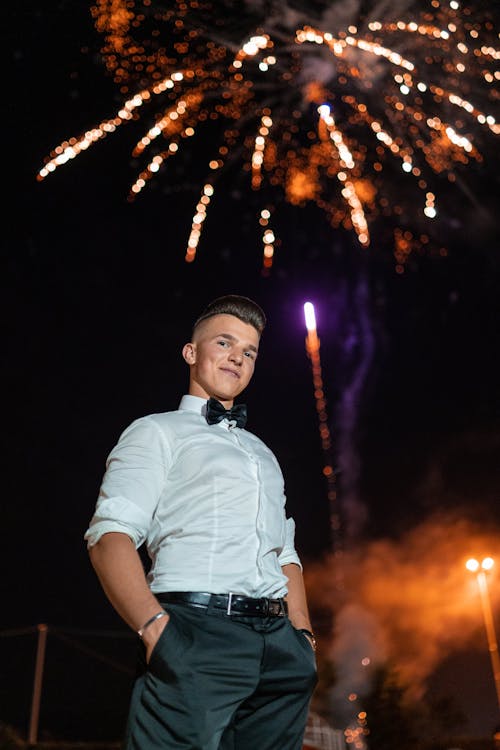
left=85, top=395, right=301, bottom=598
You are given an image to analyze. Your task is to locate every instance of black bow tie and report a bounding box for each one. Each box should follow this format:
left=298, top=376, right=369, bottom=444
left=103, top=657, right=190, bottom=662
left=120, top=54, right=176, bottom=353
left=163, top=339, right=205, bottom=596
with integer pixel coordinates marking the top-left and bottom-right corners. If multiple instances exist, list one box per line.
left=206, top=398, right=247, bottom=428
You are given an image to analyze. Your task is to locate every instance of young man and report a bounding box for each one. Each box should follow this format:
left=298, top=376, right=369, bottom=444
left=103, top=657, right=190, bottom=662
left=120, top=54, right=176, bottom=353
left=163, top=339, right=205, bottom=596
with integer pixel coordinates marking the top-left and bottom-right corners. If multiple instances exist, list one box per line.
left=85, top=294, right=317, bottom=750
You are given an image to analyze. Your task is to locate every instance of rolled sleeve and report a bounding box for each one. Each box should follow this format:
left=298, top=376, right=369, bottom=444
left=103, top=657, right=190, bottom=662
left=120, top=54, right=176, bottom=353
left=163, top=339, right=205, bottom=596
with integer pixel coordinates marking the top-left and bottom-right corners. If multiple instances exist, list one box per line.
left=84, top=417, right=170, bottom=548
left=278, top=516, right=302, bottom=570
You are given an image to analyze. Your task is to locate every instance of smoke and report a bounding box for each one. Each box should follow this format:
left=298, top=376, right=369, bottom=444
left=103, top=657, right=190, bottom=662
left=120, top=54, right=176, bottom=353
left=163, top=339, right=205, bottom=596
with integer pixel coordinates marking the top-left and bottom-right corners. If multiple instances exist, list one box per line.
left=328, top=602, right=389, bottom=727
left=335, top=270, right=376, bottom=542
left=305, top=512, right=500, bottom=719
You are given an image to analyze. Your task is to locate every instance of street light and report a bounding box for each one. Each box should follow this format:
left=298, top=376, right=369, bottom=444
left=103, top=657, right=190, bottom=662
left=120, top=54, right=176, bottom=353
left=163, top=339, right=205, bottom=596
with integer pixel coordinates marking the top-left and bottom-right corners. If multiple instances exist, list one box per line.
left=466, top=557, right=500, bottom=714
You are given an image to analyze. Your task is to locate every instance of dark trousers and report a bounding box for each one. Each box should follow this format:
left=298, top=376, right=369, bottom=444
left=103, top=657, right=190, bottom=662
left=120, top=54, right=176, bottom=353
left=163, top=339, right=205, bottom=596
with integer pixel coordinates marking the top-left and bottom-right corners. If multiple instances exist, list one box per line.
left=124, top=603, right=318, bottom=749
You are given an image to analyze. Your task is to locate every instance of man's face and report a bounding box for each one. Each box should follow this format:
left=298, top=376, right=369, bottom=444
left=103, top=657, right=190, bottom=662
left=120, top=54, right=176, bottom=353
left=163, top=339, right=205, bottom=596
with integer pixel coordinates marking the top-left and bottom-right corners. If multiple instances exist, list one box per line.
left=183, top=314, right=260, bottom=407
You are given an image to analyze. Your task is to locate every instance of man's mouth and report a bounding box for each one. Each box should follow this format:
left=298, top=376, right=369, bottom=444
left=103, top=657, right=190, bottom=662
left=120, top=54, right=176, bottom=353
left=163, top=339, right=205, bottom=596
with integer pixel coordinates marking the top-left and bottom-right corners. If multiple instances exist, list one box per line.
left=220, top=368, right=240, bottom=379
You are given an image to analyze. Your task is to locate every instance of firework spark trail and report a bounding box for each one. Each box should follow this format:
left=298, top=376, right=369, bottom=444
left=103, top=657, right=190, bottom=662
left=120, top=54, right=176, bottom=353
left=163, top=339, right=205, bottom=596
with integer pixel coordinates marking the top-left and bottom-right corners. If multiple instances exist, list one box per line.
left=37, top=0, right=499, bottom=271
left=303, top=302, right=343, bottom=581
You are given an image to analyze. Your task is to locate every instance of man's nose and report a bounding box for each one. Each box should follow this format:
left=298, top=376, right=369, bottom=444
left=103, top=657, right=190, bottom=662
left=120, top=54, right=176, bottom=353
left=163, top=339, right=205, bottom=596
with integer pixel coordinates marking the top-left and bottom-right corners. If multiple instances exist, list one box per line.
left=229, top=349, right=243, bottom=364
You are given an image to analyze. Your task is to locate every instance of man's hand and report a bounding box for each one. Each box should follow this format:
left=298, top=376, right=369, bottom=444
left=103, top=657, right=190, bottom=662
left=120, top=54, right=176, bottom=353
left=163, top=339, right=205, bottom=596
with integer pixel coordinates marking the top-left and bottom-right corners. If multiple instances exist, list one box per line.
left=140, top=613, right=170, bottom=662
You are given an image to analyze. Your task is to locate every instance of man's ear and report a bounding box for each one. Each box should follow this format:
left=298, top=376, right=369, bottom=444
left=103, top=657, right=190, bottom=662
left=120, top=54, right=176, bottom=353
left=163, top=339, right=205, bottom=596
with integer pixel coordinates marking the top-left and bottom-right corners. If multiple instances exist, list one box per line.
left=182, top=342, right=196, bottom=365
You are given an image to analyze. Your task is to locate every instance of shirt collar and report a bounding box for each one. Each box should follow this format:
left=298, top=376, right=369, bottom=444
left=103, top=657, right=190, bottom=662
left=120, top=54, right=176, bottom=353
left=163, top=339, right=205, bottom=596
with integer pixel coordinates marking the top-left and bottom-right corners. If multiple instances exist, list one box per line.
left=179, top=394, right=209, bottom=418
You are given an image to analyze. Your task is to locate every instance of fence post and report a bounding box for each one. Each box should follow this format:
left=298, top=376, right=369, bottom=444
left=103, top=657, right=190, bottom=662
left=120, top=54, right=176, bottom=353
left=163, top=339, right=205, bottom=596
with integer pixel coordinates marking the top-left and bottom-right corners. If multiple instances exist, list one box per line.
left=28, top=623, right=48, bottom=746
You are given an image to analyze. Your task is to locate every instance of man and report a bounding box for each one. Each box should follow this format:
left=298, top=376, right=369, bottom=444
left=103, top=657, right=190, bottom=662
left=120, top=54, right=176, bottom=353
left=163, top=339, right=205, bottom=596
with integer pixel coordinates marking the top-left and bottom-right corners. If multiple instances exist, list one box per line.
left=85, top=294, right=317, bottom=750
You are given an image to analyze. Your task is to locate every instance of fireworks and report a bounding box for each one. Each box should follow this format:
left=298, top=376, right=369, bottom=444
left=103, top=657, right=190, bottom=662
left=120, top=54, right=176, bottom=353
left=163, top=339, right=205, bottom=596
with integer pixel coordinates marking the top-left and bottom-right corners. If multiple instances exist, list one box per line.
left=37, top=0, right=499, bottom=271
left=303, top=302, right=342, bottom=566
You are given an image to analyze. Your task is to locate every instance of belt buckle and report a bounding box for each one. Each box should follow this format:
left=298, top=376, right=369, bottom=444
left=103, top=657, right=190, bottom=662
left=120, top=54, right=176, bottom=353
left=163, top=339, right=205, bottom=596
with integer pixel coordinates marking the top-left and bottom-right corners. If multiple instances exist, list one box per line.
left=271, top=599, right=284, bottom=616
left=267, top=599, right=278, bottom=616
left=226, top=592, right=234, bottom=615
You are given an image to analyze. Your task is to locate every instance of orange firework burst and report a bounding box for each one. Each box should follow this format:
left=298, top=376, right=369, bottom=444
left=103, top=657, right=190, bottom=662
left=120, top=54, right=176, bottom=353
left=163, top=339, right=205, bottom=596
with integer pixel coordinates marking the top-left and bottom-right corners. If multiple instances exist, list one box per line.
left=37, top=0, right=499, bottom=272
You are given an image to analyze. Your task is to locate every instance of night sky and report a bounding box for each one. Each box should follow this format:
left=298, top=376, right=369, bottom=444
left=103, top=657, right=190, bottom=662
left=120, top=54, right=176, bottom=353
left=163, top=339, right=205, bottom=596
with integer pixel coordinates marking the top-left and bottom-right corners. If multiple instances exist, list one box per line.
left=3, top=0, right=500, bottom=743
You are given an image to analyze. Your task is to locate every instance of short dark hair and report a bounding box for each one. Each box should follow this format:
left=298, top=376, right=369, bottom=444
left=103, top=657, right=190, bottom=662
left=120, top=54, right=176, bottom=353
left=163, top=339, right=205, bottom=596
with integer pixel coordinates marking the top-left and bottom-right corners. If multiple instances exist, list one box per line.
left=193, top=295, right=266, bottom=336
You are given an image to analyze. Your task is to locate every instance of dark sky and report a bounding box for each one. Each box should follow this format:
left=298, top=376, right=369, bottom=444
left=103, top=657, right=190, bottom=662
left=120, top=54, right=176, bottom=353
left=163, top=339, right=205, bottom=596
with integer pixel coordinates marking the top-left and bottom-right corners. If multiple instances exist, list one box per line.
left=2, top=0, right=500, bottom=743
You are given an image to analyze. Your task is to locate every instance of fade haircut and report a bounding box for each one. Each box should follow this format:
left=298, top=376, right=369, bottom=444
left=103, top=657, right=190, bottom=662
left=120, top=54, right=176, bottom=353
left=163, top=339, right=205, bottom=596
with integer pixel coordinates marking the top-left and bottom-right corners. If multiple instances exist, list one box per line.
left=193, top=295, right=266, bottom=337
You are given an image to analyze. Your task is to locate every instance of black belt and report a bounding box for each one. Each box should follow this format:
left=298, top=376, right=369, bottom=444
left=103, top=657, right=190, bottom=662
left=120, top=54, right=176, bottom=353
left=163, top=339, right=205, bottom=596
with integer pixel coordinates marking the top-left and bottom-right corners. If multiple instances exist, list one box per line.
left=158, top=591, right=288, bottom=617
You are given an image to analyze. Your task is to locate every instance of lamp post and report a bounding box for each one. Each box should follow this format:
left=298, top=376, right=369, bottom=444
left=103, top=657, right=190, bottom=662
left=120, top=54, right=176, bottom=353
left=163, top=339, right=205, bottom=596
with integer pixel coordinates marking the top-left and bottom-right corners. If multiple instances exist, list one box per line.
left=466, top=557, right=500, bottom=713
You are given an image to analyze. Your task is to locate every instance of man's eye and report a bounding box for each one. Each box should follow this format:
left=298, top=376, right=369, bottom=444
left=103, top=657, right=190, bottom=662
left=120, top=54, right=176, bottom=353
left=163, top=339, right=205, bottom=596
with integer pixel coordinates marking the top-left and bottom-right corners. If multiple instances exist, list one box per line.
left=244, top=351, right=255, bottom=359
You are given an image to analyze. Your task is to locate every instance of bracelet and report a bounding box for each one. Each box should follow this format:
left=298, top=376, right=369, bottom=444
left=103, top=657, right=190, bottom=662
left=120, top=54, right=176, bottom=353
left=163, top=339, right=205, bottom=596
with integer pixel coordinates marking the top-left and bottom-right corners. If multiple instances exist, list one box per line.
left=298, top=628, right=317, bottom=650
left=137, top=610, right=167, bottom=638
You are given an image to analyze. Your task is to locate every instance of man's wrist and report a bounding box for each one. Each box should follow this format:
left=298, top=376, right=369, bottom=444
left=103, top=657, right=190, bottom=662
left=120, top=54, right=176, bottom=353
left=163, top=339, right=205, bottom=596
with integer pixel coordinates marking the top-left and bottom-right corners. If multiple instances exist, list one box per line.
left=297, top=628, right=317, bottom=651
left=137, top=610, right=167, bottom=638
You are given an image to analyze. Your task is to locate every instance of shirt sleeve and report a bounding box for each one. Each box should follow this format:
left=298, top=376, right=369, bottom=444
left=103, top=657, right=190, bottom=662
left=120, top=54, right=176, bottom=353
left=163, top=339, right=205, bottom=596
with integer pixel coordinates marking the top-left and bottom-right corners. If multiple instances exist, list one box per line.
left=278, top=516, right=302, bottom=570
left=84, top=416, right=171, bottom=549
